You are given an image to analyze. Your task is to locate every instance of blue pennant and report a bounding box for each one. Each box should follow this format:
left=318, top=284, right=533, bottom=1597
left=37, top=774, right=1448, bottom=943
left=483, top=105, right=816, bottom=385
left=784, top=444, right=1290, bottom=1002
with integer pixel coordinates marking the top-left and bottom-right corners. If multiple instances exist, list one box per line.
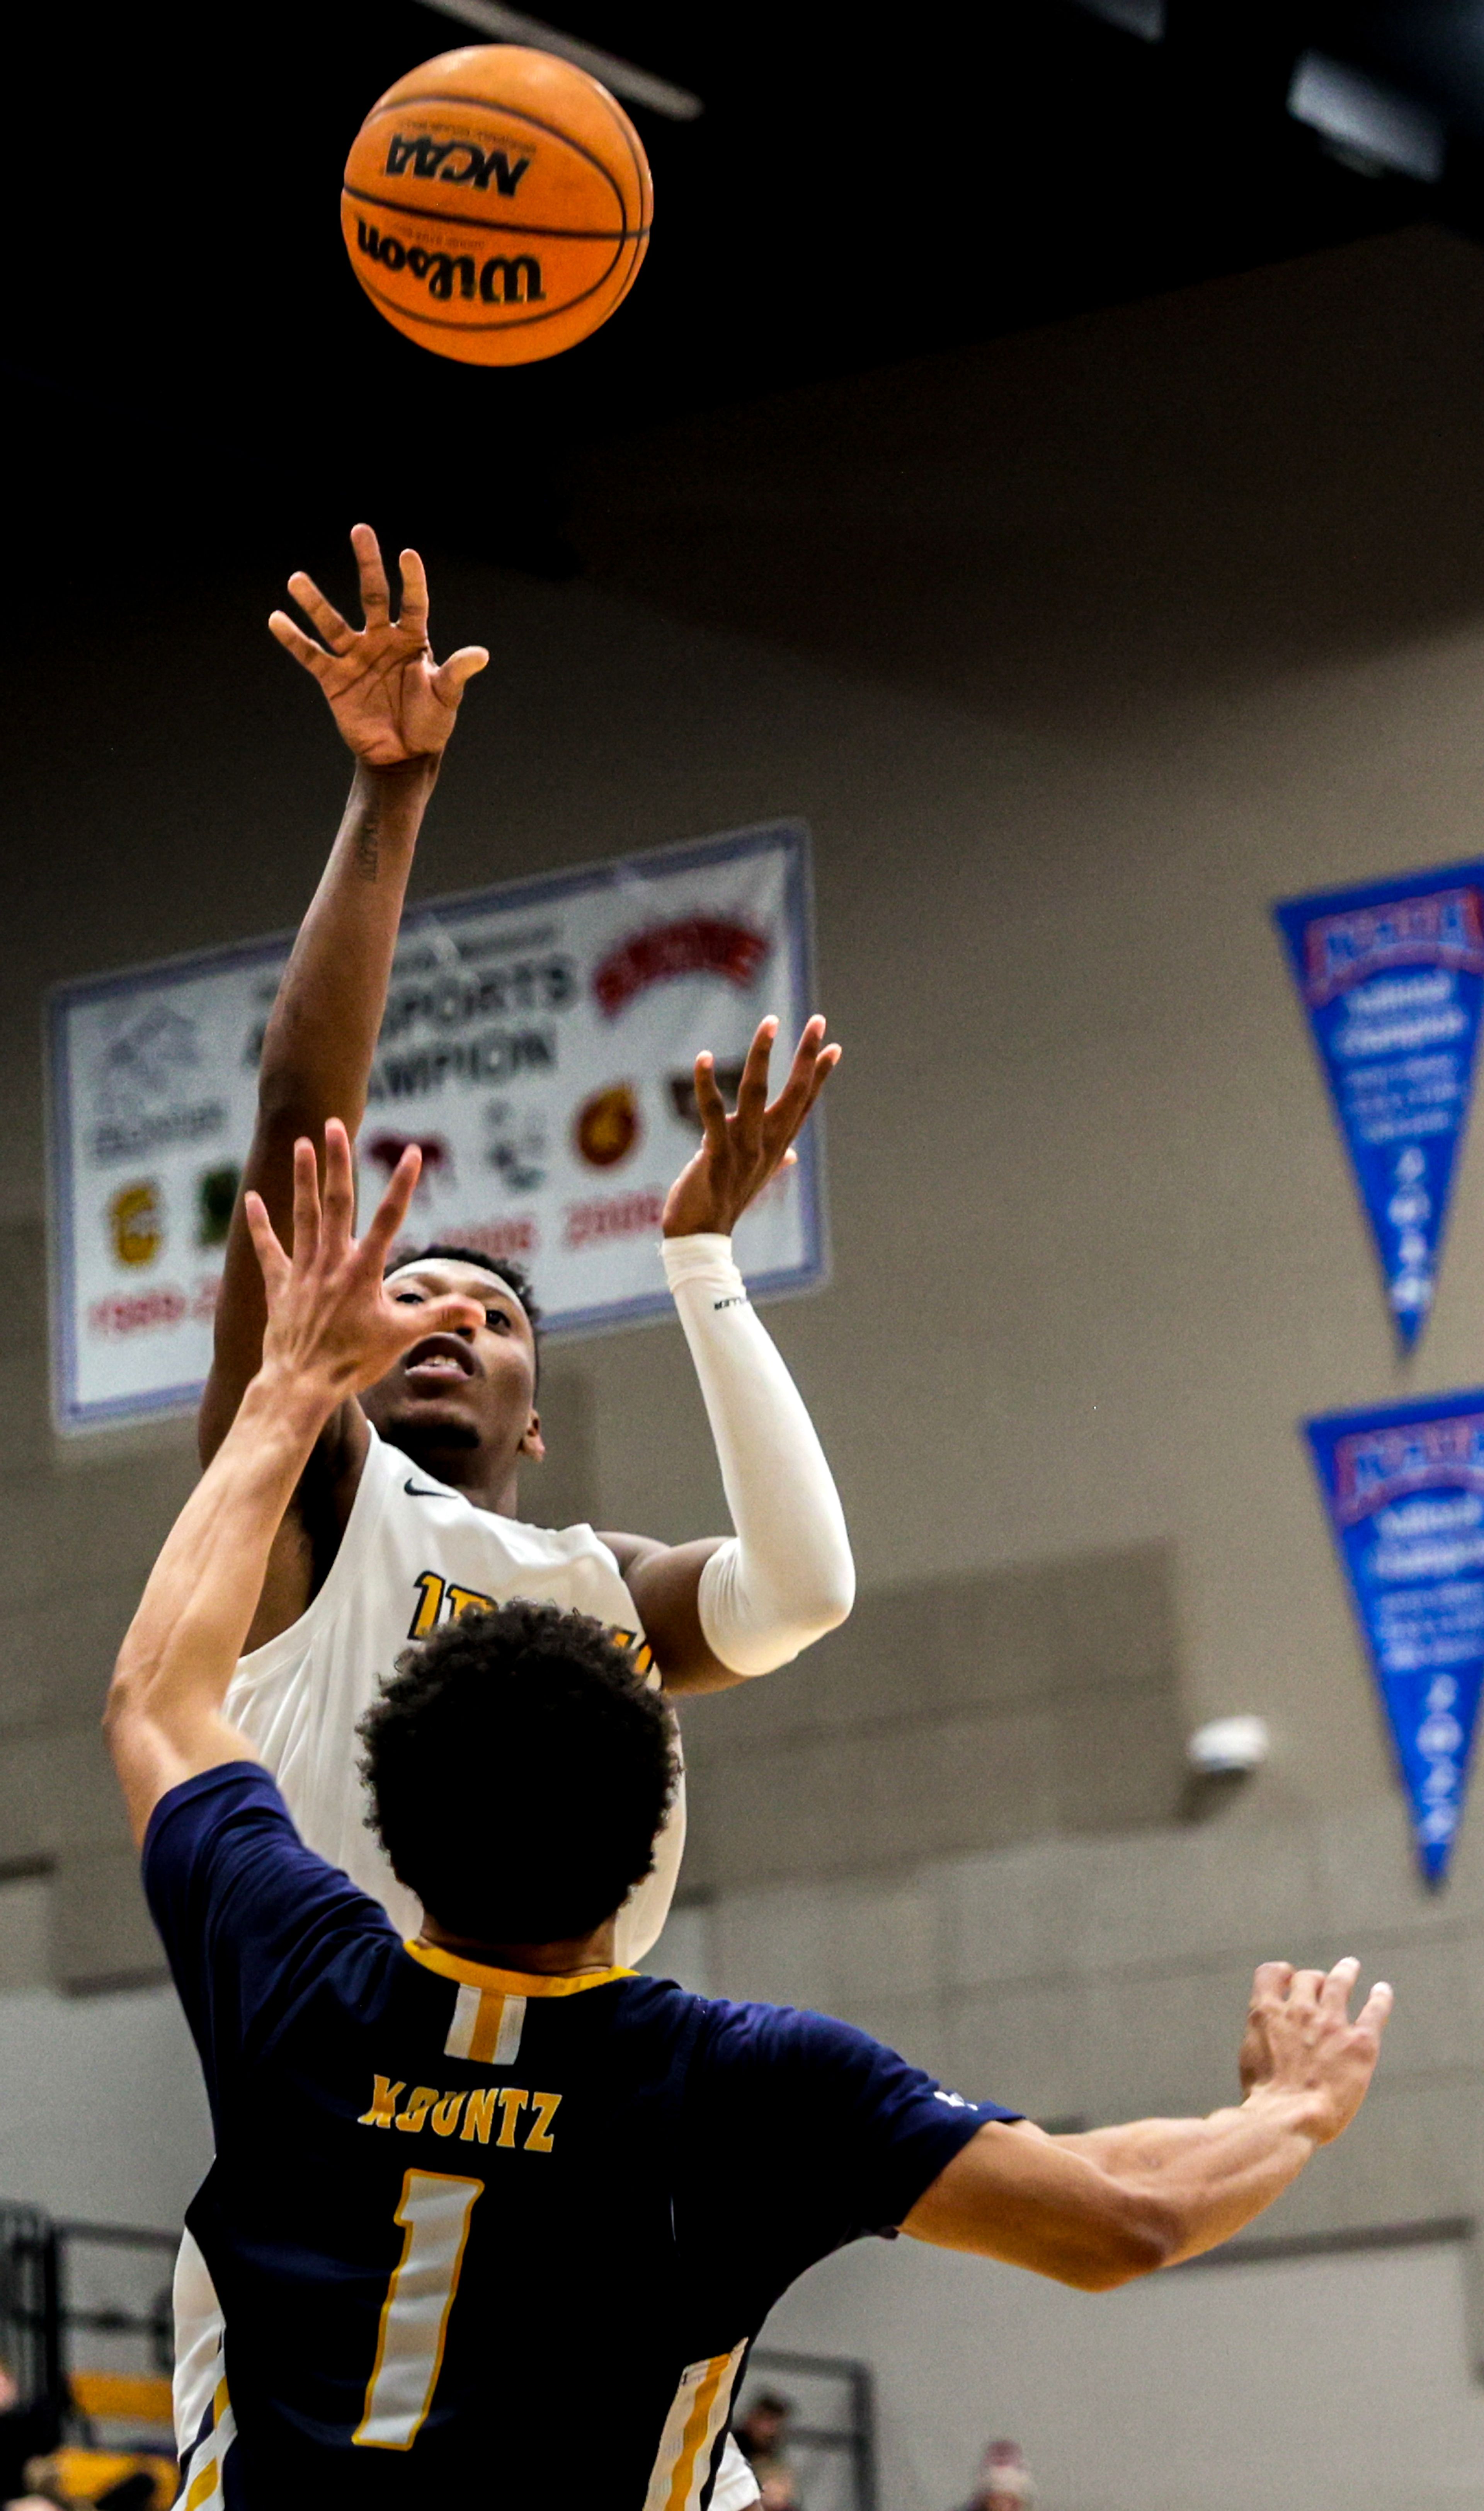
left=1274, top=864, right=1484, bottom=1347
left=1305, top=1393, right=1484, bottom=1885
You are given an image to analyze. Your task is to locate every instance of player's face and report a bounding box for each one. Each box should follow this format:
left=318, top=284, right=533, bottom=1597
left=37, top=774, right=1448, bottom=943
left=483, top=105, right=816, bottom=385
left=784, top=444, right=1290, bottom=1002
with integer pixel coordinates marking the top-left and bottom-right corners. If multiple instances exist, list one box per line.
left=362, top=1261, right=542, bottom=1464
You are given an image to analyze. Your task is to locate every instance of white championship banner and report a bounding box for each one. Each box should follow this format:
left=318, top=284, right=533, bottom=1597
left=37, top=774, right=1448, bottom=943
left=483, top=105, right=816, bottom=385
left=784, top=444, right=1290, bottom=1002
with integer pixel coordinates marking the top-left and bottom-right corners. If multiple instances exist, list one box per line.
left=47, top=819, right=823, bottom=1432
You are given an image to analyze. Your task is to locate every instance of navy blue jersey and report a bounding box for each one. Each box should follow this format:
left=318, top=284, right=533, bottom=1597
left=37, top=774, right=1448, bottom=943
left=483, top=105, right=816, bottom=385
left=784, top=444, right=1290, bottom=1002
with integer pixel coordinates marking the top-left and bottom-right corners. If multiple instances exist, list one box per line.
left=146, top=1766, right=1019, bottom=2509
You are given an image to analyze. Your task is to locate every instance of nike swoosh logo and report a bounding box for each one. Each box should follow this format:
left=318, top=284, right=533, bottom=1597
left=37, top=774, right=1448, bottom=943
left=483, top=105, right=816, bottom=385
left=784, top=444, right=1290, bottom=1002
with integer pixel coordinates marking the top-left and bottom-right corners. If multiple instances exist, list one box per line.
left=404, top=1479, right=445, bottom=1499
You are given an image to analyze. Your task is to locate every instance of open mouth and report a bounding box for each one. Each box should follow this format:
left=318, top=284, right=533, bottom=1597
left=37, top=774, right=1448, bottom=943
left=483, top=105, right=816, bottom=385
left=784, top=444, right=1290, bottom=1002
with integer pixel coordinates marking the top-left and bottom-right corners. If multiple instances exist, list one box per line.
left=403, top=1334, right=478, bottom=1385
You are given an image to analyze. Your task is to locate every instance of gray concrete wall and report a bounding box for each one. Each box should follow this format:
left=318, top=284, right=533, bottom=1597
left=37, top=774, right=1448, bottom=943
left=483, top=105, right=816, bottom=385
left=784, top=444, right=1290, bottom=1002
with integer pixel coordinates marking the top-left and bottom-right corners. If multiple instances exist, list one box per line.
left=679, top=1545, right=1185, bottom=1893
left=0, top=1875, right=209, bottom=2221
left=759, top=2225, right=1484, bottom=2511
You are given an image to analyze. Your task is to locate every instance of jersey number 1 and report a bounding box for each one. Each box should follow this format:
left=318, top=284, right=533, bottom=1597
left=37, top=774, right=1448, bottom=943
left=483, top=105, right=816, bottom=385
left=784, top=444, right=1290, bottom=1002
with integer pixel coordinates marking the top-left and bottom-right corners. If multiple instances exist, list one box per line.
left=354, top=2169, right=482, bottom=2449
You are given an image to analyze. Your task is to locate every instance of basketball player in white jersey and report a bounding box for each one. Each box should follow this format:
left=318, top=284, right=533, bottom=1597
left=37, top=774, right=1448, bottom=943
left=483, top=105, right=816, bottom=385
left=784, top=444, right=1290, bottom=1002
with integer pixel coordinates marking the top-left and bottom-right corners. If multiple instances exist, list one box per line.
left=172, top=528, right=855, bottom=2506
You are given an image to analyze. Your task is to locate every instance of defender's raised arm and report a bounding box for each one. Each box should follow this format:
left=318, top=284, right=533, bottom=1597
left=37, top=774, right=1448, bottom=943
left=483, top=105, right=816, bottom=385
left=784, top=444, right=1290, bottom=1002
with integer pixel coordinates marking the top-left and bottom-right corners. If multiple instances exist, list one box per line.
left=109, top=1126, right=482, bottom=1841
left=199, top=526, right=486, bottom=1467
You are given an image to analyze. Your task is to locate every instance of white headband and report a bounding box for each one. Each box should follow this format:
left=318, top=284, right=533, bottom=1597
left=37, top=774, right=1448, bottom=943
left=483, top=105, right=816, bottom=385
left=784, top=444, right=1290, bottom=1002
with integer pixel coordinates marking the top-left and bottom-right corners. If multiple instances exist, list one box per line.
left=385, top=1257, right=529, bottom=1319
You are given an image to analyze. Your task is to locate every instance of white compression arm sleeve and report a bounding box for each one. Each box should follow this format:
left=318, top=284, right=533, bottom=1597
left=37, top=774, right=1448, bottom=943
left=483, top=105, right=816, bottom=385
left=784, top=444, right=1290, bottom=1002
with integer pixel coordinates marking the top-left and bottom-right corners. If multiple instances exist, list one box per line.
left=662, top=1232, right=855, bottom=1677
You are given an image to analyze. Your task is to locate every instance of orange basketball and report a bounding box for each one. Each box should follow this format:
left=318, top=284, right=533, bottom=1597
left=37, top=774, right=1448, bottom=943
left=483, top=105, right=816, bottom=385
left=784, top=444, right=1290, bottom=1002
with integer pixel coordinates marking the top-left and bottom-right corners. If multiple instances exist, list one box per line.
left=341, top=45, right=652, bottom=366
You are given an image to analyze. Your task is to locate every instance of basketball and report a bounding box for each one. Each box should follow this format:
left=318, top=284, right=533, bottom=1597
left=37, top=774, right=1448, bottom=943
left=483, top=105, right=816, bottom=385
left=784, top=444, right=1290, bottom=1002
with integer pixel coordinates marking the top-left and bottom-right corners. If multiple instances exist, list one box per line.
left=340, top=45, right=652, bottom=366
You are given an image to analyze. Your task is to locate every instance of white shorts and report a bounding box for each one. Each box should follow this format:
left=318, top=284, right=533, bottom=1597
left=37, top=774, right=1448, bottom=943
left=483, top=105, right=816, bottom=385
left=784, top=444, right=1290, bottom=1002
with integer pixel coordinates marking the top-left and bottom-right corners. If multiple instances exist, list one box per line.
left=173, top=2231, right=761, bottom=2505
left=172, top=2230, right=223, bottom=2459
left=710, top=2435, right=762, bottom=2510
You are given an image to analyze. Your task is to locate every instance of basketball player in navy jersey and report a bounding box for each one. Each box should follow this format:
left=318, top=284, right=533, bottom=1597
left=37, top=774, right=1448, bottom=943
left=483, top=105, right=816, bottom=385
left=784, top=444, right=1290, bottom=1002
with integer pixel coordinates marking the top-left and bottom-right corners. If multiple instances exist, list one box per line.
left=111, top=1126, right=1392, bottom=2510
left=175, top=526, right=854, bottom=2499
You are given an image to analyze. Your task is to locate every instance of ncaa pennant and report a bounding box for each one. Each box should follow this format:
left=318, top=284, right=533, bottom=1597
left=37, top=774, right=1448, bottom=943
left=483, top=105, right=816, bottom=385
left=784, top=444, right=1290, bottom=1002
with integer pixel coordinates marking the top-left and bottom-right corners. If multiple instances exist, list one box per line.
left=1273, top=863, right=1484, bottom=1346
left=1305, top=1392, right=1484, bottom=1885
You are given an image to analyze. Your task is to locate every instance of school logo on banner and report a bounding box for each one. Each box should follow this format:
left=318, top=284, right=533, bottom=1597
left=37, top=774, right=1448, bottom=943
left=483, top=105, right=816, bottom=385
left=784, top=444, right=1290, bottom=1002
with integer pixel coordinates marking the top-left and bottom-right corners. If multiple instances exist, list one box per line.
left=1305, top=1392, right=1484, bottom=1884
left=1273, top=864, right=1484, bottom=1346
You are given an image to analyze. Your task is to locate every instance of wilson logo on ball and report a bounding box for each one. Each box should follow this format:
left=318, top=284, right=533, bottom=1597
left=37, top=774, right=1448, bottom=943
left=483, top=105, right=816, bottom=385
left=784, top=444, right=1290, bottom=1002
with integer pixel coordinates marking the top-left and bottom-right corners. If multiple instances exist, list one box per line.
left=384, top=133, right=532, bottom=196
left=355, top=223, right=544, bottom=305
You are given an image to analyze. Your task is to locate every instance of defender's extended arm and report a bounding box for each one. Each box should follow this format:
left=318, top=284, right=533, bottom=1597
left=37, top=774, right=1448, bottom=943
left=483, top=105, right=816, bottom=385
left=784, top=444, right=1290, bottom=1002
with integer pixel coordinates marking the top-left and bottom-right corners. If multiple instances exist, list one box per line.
left=199, top=527, right=487, bottom=1467
left=903, top=1958, right=1391, bottom=2289
left=109, top=1127, right=481, bottom=1841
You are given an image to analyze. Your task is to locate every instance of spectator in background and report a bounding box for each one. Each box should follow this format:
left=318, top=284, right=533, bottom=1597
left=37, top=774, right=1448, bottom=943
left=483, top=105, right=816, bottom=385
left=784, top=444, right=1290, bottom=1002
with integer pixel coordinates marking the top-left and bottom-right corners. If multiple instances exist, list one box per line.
left=955, top=2440, right=1034, bottom=2511
left=735, top=2392, right=797, bottom=2504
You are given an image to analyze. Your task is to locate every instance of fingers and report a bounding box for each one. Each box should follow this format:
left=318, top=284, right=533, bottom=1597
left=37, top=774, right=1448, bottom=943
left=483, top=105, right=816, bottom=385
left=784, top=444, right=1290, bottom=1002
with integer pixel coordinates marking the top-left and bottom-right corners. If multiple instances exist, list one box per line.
left=268, top=611, right=334, bottom=680
left=360, top=1142, right=424, bottom=1272
left=1358, top=1980, right=1394, bottom=2037
left=734, top=1018, right=779, bottom=1138
left=777, top=1014, right=827, bottom=1106
left=320, top=1118, right=357, bottom=1256
left=351, top=523, right=390, bottom=623
left=682, top=1014, right=839, bottom=1187
left=398, top=547, right=429, bottom=641
left=765, top=1017, right=840, bottom=1146
left=693, top=1052, right=732, bottom=1158
left=1319, top=1956, right=1362, bottom=2017
left=391, top=1291, right=484, bottom=1350
left=686, top=1015, right=839, bottom=1203
left=290, top=1137, right=321, bottom=1268
left=431, top=645, right=490, bottom=706
left=243, top=1190, right=289, bottom=1295
left=1252, top=1955, right=1389, bottom=2029
left=805, top=1040, right=842, bottom=1112
left=286, top=569, right=353, bottom=654
left=786, top=1035, right=841, bottom=1138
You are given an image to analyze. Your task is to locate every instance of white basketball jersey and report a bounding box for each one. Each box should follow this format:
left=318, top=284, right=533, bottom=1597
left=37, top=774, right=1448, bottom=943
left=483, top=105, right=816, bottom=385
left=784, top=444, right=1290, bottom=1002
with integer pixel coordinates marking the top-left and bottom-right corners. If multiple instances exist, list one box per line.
left=224, top=1421, right=685, bottom=1967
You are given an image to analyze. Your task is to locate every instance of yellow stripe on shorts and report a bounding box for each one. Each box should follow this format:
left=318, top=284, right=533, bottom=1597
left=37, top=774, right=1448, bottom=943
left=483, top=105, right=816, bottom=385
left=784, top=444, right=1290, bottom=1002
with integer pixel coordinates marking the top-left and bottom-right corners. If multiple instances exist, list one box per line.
left=642, top=2342, right=749, bottom=2511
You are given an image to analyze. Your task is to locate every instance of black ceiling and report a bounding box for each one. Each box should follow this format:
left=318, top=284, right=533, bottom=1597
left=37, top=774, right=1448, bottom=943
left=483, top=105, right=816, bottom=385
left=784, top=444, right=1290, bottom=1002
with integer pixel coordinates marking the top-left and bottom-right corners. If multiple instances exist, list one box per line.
left=11, top=2, right=1483, bottom=578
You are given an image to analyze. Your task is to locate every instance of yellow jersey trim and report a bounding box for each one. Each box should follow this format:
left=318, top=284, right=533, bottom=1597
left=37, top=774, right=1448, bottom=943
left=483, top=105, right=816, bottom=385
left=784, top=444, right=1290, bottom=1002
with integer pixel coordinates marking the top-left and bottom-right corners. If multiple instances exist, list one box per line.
left=404, top=1941, right=635, bottom=1997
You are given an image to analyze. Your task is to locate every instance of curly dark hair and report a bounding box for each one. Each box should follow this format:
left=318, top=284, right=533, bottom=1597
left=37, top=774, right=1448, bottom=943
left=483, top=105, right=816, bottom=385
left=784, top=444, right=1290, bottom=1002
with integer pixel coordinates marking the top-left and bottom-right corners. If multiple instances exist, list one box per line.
left=359, top=1599, right=677, bottom=1946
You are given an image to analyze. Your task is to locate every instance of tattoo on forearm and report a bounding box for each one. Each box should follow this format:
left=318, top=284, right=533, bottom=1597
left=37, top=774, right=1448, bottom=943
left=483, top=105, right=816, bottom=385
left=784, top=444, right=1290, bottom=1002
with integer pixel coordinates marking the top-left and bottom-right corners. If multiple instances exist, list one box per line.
left=354, top=806, right=381, bottom=882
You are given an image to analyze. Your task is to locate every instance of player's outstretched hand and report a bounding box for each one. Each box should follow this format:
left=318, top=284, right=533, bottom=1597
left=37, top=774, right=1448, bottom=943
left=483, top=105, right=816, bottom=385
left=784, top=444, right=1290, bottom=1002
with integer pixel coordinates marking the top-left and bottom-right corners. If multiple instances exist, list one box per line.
left=268, top=524, right=488, bottom=767
left=1236, top=1957, right=1392, bottom=2145
left=662, top=1014, right=841, bottom=1239
left=245, top=1120, right=483, bottom=1406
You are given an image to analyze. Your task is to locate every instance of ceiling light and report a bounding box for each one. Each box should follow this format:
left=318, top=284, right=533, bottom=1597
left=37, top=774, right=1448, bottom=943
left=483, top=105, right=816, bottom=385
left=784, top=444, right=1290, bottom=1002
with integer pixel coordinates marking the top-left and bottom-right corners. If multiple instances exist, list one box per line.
left=1071, top=0, right=1165, bottom=39
left=415, top=0, right=703, bottom=120
left=1288, top=50, right=1444, bottom=181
